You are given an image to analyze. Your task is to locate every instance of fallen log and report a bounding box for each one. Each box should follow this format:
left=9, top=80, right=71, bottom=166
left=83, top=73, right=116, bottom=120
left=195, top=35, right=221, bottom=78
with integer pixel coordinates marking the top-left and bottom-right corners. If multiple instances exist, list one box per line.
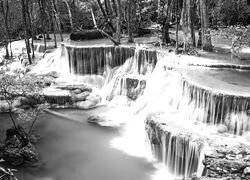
left=70, top=30, right=113, bottom=41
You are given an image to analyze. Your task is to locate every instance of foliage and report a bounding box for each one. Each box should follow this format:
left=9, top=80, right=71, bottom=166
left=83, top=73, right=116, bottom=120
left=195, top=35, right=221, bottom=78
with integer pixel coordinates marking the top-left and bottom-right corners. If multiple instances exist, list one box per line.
left=209, top=0, right=250, bottom=27
left=0, top=166, right=17, bottom=180
left=0, top=73, right=48, bottom=137
left=210, top=25, right=250, bottom=51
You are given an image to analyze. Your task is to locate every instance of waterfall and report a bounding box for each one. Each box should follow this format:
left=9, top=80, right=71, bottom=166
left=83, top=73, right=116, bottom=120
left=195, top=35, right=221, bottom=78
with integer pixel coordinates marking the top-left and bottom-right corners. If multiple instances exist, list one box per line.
left=63, top=44, right=158, bottom=101
left=181, top=78, right=250, bottom=124
left=31, top=42, right=250, bottom=179
left=145, top=114, right=204, bottom=178
left=63, top=46, right=205, bottom=178
left=65, top=45, right=157, bottom=76
left=31, top=45, right=69, bottom=75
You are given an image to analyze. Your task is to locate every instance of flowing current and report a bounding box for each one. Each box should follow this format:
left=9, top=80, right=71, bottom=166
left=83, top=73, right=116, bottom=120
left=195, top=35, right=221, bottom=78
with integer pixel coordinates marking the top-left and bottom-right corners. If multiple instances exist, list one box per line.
left=30, top=43, right=250, bottom=179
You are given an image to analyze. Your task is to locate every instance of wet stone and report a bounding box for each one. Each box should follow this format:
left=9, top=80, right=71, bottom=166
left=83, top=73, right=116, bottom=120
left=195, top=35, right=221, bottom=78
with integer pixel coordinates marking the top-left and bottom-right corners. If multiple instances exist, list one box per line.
left=126, top=78, right=146, bottom=100
left=244, top=167, right=250, bottom=175
left=203, top=144, right=250, bottom=179
left=56, top=84, right=92, bottom=93
left=73, top=89, right=82, bottom=94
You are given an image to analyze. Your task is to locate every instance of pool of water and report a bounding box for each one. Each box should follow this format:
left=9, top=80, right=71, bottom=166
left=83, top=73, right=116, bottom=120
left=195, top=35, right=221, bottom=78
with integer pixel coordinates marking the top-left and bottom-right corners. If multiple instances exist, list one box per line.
left=0, top=109, right=156, bottom=180
left=182, top=68, right=250, bottom=96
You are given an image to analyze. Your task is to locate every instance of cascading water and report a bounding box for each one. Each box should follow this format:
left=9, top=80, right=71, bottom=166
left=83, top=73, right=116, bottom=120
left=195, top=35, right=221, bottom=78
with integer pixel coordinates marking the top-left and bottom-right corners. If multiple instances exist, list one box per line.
left=63, top=44, right=158, bottom=102
left=31, top=41, right=250, bottom=179
left=54, top=44, right=205, bottom=179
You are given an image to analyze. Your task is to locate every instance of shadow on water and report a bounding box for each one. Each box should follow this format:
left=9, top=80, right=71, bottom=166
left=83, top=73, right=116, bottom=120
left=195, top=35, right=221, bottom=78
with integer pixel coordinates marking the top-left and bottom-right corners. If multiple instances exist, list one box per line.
left=0, top=109, right=156, bottom=180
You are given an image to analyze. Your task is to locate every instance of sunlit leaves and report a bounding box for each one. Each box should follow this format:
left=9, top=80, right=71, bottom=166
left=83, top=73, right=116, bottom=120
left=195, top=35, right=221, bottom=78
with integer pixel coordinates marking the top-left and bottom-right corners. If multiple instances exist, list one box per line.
left=0, top=73, right=48, bottom=133
left=210, top=25, right=250, bottom=51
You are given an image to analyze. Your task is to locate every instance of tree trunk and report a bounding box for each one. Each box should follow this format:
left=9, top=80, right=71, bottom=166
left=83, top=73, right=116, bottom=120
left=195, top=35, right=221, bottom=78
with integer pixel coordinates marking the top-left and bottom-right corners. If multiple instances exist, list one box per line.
left=4, top=0, right=12, bottom=58
left=63, top=0, right=73, bottom=31
left=116, top=0, right=122, bottom=44
left=158, top=0, right=172, bottom=44
left=96, top=0, right=115, bottom=32
left=52, top=0, right=63, bottom=41
left=111, top=0, right=117, bottom=16
left=104, top=0, right=112, bottom=16
left=96, top=0, right=107, bottom=17
left=21, top=0, right=32, bottom=64
left=181, top=0, right=195, bottom=51
left=190, top=0, right=196, bottom=47
left=127, top=0, right=134, bottom=43
left=162, top=21, right=171, bottom=44
left=199, top=0, right=212, bottom=51
left=4, top=42, right=9, bottom=59
left=0, top=0, right=11, bottom=59
left=51, top=0, right=57, bottom=48
left=175, top=0, right=179, bottom=52
left=38, top=0, right=47, bottom=51
left=26, top=1, right=35, bottom=58
left=91, top=8, right=119, bottom=45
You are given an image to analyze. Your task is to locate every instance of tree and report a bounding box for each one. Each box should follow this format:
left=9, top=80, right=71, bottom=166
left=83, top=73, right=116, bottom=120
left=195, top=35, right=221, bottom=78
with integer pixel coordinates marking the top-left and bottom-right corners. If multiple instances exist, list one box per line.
left=0, top=74, right=48, bottom=165
left=111, top=0, right=117, bottom=16
left=26, top=0, right=35, bottom=59
left=175, top=0, right=179, bottom=52
left=0, top=74, right=48, bottom=138
left=0, top=0, right=12, bottom=59
left=127, top=0, right=135, bottom=43
left=181, top=0, right=196, bottom=51
left=198, top=0, right=212, bottom=51
left=21, top=0, right=32, bottom=64
left=52, top=0, right=63, bottom=41
left=37, top=0, right=47, bottom=51
left=157, top=0, right=173, bottom=44
left=96, top=0, right=115, bottom=32
left=116, top=0, right=122, bottom=44
left=63, top=0, right=74, bottom=31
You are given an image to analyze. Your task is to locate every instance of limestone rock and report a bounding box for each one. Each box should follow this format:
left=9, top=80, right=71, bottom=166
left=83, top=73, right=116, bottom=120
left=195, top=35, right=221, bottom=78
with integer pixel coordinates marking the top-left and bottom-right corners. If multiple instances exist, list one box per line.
left=0, top=101, right=9, bottom=112
left=56, top=84, right=92, bottom=92
left=244, top=167, right=250, bottom=175
left=217, top=125, right=228, bottom=134
left=203, top=144, right=250, bottom=179
left=75, top=100, right=96, bottom=110
left=126, top=78, right=146, bottom=100
left=1, top=126, right=39, bottom=166
left=88, top=115, right=103, bottom=125
left=72, top=91, right=90, bottom=102
left=75, top=93, right=101, bottom=110
left=45, top=71, right=59, bottom=78
left=73, top=89, right=82, bottom=94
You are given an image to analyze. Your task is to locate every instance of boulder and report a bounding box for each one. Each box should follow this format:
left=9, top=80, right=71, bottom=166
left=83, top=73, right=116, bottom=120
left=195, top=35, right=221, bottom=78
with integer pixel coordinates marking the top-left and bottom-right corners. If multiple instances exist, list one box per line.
left=0, top=101, right=10, bottom=112
left=88, top=115, right=103, bottom=125
left=73, top=89, right=82, bottom=94
left=72, top=91, right=90, bottom=102
left=217, top=125, right=228, bottom=134
left=75, top=101, right=96, bottom=110
left=75, top=94, right=101, bottom=110
left=126, top=78, right=146, bottom=100
left=1, top=126, right=39, bottom=166
left=45, top=71, right=59, bottom=78
left=42, top=76, right=54, bottom=87
left=244, top=167, right=250, bottom=175
left=56, top=84, right=92, bottom=93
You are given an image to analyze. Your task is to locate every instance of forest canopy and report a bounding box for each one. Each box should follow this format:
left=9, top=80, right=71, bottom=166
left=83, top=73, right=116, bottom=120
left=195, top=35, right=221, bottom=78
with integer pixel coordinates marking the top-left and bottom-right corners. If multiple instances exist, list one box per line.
left=0, top=0, right=250, bottom=59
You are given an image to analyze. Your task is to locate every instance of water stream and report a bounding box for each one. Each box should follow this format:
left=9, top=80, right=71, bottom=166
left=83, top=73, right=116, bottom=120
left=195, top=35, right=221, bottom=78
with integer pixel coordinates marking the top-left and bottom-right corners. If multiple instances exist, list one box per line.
left=2, top=42, right=250, bottom=179
left=0, top=111, right=157, bottom=180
